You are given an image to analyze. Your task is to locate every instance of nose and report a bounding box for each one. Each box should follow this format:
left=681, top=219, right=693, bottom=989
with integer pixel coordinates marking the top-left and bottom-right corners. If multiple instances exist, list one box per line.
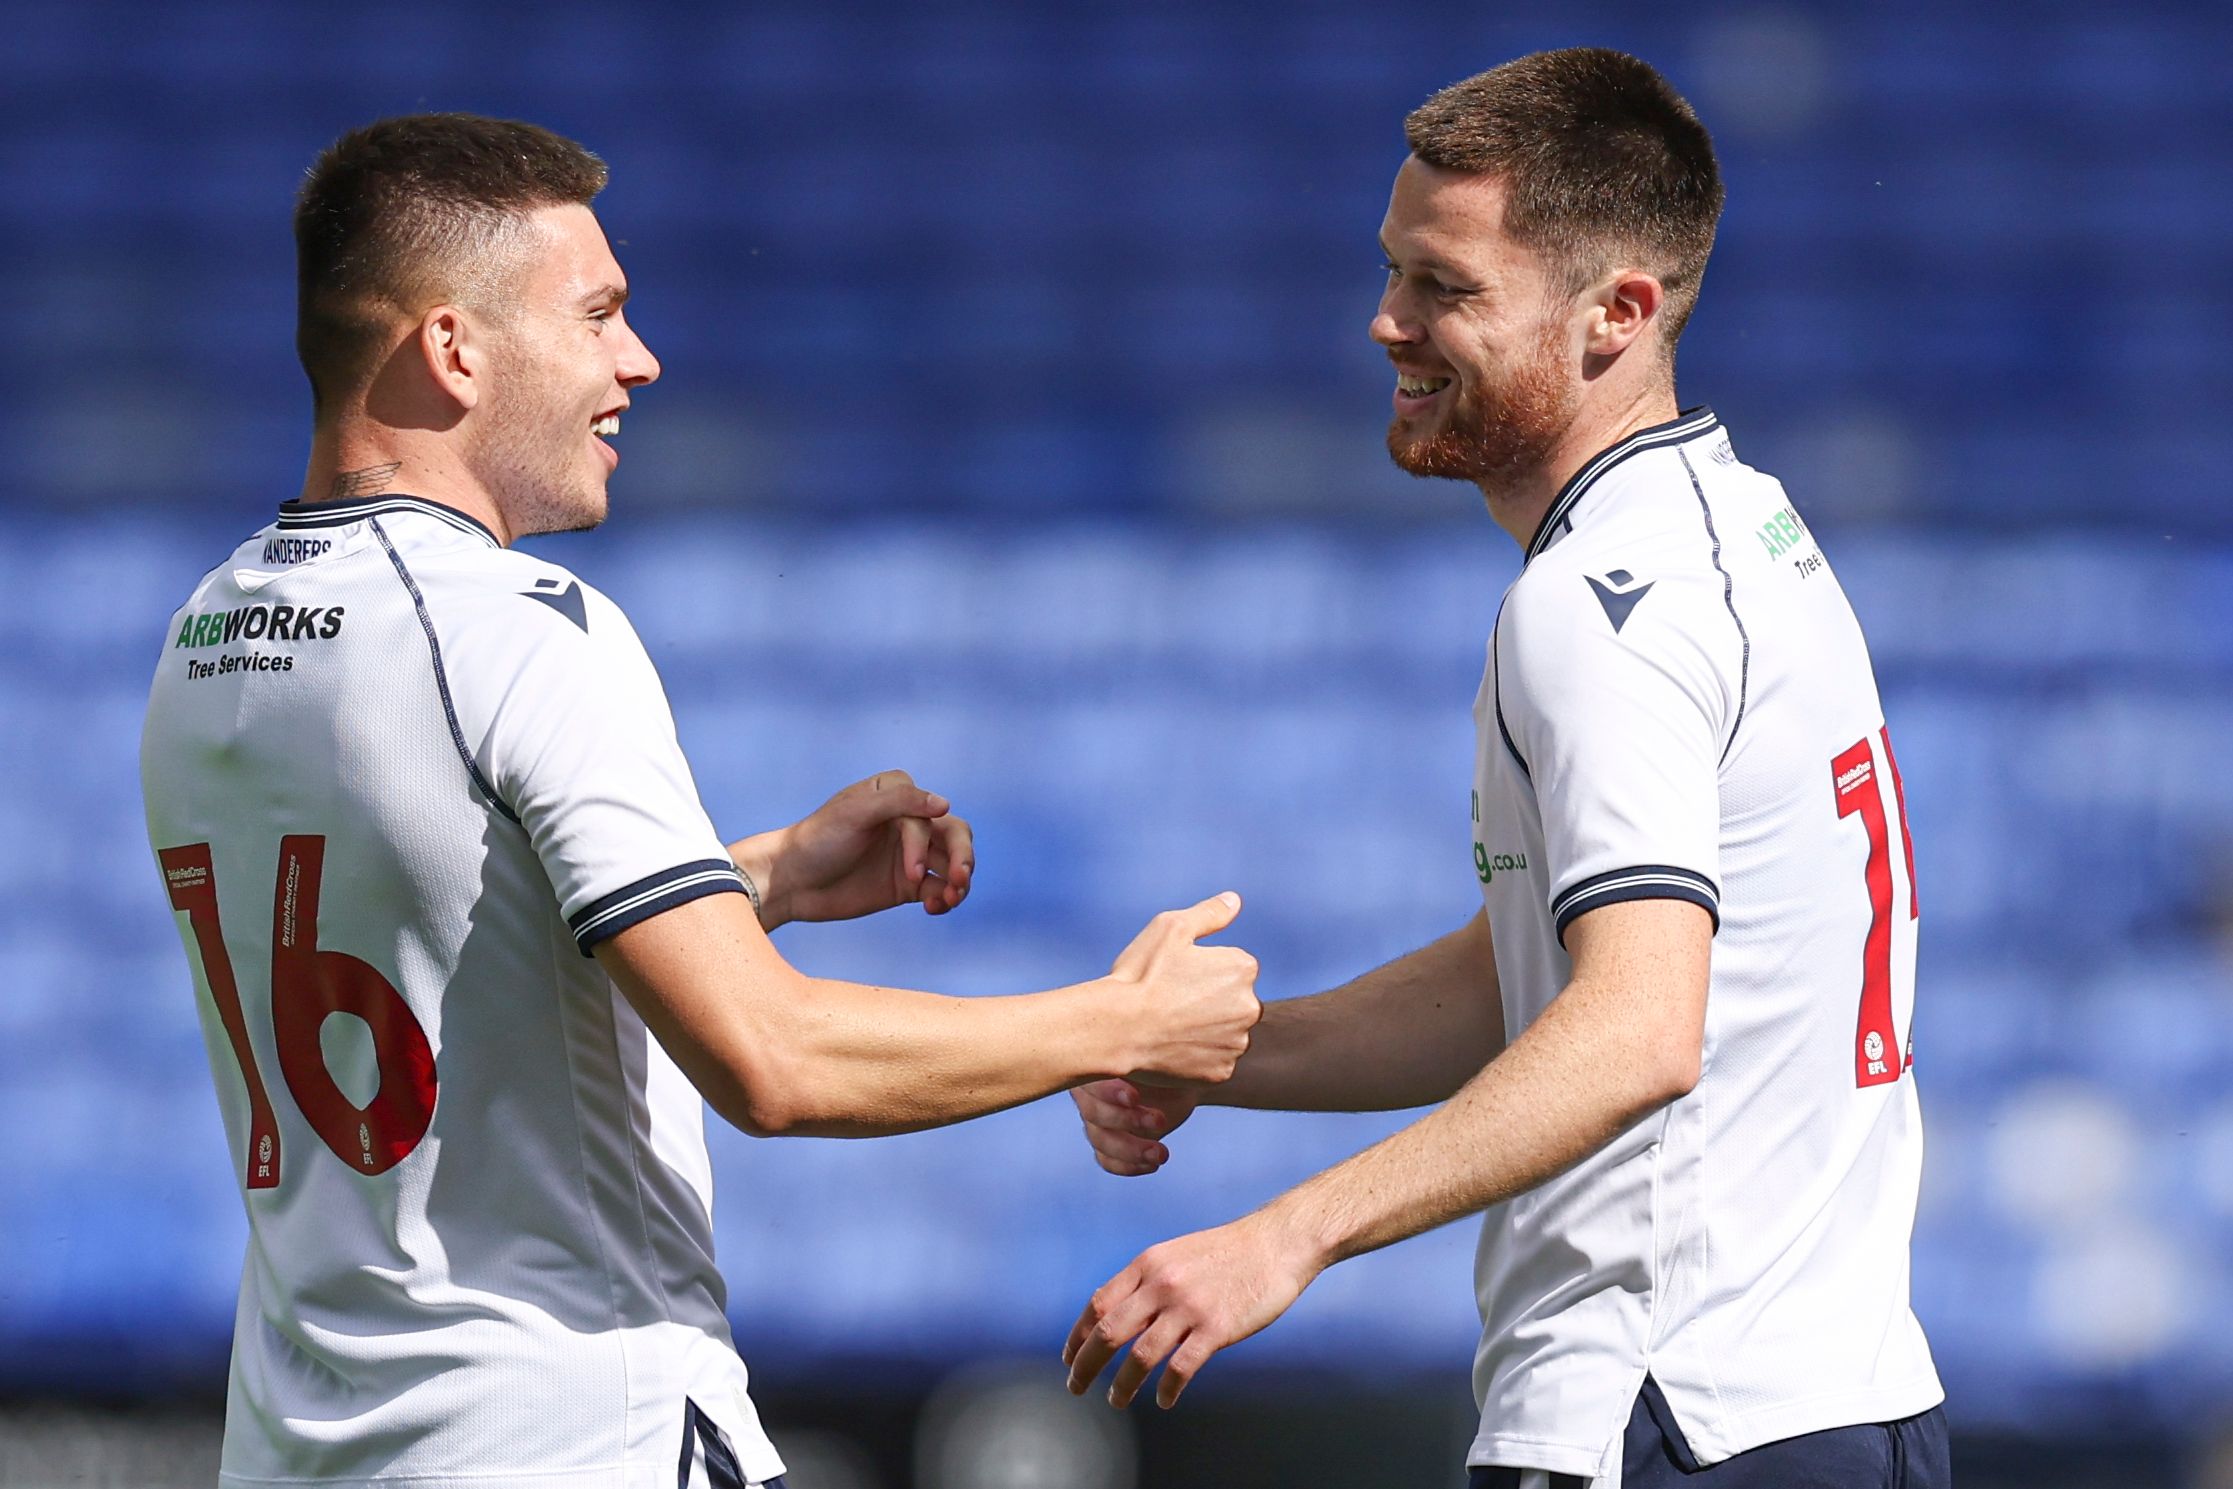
left=1369, top=290, right=1417, bottom=350
left=617, top=319, right=661, bottom=388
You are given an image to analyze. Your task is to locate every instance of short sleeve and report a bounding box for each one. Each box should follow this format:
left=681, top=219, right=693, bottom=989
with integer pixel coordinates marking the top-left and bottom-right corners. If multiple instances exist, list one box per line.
left=1499, top=564, right=1734, bottom=943
left=474, top=579, right=746, bottom=954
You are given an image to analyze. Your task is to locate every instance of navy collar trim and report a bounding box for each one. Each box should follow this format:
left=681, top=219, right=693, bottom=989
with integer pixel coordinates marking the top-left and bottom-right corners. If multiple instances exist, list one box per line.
left=1525, top=407, right=1721, bottom=564
left=276, top=494, right=501, bottom=549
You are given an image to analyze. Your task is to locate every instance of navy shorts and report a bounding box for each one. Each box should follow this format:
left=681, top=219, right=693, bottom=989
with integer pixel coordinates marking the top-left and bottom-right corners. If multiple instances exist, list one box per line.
left=1471, top=1378, right=1951, bottom=1488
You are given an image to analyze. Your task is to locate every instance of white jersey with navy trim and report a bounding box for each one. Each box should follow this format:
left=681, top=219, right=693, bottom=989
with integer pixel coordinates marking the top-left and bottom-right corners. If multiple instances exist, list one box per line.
left=1466, top=412, right=1942, bottom=1476
left=140, top=496, right=784, bottom=1489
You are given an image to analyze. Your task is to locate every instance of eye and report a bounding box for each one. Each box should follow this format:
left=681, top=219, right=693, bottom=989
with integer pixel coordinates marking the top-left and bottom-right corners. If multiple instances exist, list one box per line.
left=1386, top=262, right=1454, bottom=297
left=587, top=311, right=610, bottom=333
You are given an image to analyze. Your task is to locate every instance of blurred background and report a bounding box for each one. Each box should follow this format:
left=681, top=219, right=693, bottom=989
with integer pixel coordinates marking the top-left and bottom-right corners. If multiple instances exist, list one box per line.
left=4, top=1, right=2231, bottom=1485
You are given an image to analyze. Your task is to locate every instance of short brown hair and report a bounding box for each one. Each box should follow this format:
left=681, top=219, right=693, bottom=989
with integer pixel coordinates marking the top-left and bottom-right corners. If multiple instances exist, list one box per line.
left=293, top=113, right=608, bottom=415
left=1405, top=49, right=1723, bottom=345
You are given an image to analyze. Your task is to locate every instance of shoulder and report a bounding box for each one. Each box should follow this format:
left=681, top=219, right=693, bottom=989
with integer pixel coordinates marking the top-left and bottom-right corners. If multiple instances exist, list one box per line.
left=1497, top=488, right=1743, bottom=737
left=394, top=545, right=662, bottom=721
left=1503, top=497, right=1726, bottom=664
left=1678, top=441, right=1819, bottom=581
left=402, top=544, right=635, bottom=649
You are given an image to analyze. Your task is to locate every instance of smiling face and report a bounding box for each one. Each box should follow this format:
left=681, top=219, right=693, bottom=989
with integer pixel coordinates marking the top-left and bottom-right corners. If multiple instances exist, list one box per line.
left=1371, top=157, right=1583, bottom=489
left=464, top=203, right=660, bottom=537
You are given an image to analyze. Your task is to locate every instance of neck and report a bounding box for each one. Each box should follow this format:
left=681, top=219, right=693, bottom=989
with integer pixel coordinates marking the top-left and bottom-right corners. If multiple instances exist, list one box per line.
left=300, top=421, right=515, bottom=546
left=1476, top=380, right=1681, bottom=550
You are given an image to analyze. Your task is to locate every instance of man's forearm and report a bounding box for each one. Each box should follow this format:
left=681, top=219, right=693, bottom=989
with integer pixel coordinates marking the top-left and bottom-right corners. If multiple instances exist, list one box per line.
left=747, top=976, right=1147, bottom=1137
left=598, top=892, right=1145, bottom=1135
left=1211, top=913, right=1503, bottom=1112
left=1255, top=904, right=1708, bottom=1268
left=600, top=888, right=1256, bottom=1141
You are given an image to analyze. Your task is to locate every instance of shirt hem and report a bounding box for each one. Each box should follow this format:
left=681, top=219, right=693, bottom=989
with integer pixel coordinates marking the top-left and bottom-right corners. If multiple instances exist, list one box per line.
left=1679, top=1375, right=1947, bottom=1464
left=222, top=1469, right=645, bottom=1488
left=1466, top=1375, right=1947, bottom=1476
left=220, top=1464, right=787, bottom=1489
left=1464, top=1432, right=1607, bottom=1479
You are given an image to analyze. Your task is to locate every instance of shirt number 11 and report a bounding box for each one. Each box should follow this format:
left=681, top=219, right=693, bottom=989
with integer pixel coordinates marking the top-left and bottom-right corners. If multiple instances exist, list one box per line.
left=1832, top=729, right=1919, bottom=1089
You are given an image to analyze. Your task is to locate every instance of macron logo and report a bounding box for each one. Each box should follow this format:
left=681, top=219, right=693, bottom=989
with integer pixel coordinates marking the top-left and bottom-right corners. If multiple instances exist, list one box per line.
left=1585, top=569, right=1654, bottom=634
left=520, top=577, right=588, bottom=633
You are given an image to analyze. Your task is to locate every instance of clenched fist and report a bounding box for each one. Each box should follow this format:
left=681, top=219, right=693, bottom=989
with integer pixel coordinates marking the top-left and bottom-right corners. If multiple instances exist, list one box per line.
left=1108, top=893, right=1261, bottom=1087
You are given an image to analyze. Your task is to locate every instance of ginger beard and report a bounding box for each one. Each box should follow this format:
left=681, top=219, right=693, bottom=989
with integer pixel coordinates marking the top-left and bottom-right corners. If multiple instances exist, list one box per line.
left=1386, top=311, right=1578, bottom=486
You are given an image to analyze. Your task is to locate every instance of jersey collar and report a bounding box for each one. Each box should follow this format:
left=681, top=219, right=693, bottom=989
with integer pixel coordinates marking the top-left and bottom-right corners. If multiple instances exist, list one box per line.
left=276, top=494, right=502, bottom=549
left=1524, top=406, right=1720, bottom=564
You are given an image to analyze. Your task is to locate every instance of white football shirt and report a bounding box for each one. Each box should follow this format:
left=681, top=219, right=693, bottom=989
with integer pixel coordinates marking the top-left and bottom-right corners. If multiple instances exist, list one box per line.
left=1466, top=410, right=1943, bottom=1478
left=140, top=495, right=785, bottom=1489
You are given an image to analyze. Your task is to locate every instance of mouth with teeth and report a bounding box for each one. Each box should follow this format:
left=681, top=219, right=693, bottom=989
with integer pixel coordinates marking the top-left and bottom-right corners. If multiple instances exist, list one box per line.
left=591, top=410, right=623, bottom=467
left=1393, top=372, right=1454, bottom=417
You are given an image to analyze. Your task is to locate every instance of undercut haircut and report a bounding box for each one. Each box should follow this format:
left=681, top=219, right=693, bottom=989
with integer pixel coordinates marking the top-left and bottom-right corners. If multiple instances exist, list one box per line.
left=1405, top=49, right=1723, bottom=347
left=294, top=113, right=607, bottom=416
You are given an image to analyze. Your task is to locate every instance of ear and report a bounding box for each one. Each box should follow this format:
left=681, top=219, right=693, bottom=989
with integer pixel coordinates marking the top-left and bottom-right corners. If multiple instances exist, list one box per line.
left=414, top=306, right=485, bottom=413
left=1586, top=270, right=1665, bottom=358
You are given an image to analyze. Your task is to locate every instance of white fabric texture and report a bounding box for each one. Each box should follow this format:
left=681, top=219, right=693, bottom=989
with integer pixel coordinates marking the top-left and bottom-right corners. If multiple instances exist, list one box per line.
left=141, top=498, right=782, bottom=1489
left=1466, top=414, right=1942, bottom=1477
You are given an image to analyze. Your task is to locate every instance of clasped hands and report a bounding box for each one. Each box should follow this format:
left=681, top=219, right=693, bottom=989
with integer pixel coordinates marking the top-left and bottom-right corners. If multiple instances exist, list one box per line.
left=738, top=770, right=1302, bottom=1411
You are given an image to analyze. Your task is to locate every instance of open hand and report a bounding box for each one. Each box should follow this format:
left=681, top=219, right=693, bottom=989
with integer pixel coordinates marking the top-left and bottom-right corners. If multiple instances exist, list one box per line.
left=740, top=770, right=973, bottom=929
left=1063, top=1213, right=1322, bottom=1408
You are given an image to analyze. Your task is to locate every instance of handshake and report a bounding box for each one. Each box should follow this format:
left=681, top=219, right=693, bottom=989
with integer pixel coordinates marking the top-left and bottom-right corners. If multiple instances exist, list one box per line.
left=1066, top=893, right=1243, bottom=1176
left=1059, top=894, right=1307, bottom=1415
left=694, top=773, right=1322, bottom=1414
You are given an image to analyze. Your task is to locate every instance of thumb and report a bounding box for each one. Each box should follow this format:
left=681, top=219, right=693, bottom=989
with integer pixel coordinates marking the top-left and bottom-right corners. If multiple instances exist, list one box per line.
left=1170, top=890, right=1242, bottom=942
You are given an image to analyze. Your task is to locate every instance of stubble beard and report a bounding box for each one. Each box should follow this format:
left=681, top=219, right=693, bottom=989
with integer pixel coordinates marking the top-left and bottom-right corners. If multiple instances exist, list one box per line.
left=1385, top=323, right=1577, bottom=491
left=472, top=373, right=609, bottom=540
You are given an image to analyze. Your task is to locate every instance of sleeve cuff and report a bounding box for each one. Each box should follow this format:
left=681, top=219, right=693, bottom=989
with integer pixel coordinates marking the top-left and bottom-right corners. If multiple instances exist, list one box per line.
left=1552, top=864, right=1720, bottom=945
left=567, top=858, right=749, bottom=956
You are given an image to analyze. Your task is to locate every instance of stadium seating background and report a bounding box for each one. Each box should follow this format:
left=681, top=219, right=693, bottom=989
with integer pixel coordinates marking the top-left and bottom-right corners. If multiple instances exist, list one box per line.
left=6, top=0, right=2233, bottom=1473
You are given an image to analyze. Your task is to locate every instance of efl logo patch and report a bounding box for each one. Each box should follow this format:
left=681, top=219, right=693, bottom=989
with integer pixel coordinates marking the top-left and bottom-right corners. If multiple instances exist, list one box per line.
left=1586, top=569, right=1654, bottom=633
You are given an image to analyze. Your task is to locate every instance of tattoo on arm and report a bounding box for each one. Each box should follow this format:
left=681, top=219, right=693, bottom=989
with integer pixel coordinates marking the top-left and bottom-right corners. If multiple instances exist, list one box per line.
left=737, top=866, right=766, bottom=924
left=330, top=463, right=402, bottom=500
